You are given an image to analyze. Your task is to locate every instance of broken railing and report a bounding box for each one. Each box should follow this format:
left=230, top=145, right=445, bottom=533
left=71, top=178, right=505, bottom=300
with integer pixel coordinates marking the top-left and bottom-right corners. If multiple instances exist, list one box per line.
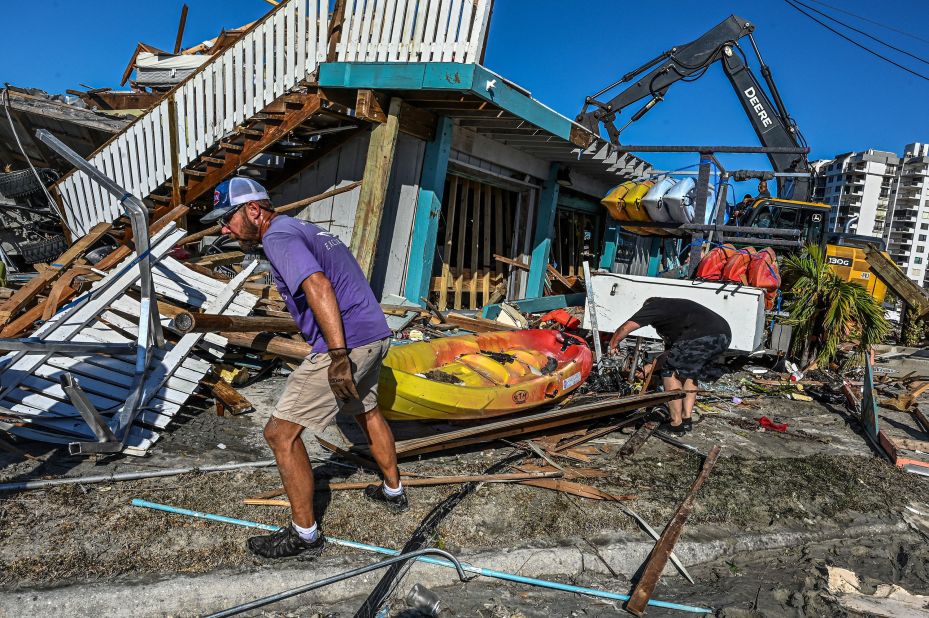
left=53, top=0, right=493, bottom=237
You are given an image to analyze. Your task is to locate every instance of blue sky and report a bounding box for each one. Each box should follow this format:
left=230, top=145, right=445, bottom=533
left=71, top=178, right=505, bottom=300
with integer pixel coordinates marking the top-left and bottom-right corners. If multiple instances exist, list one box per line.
left=3, top=0, right=928, bottom=180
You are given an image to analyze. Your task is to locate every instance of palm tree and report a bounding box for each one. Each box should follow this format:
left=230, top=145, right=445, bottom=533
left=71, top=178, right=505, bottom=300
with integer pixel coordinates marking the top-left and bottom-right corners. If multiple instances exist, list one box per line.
left=781, top=245, right=889, bottom=367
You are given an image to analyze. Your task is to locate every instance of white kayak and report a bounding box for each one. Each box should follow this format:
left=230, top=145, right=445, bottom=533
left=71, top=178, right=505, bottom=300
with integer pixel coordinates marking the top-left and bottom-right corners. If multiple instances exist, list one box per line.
left=642, top=177, right=677, bottom=223
left=664, top=177, right=695, bottom=223
left=664, top=178, right=718, bottom=224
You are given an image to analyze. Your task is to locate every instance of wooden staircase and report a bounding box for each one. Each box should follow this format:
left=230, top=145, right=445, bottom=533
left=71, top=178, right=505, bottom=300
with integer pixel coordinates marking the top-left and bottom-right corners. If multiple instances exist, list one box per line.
left=52, top=0, right=493, bottom=237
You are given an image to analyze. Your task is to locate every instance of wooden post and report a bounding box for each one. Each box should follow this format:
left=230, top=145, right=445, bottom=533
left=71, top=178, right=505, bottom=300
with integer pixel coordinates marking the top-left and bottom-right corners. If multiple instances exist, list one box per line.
left=350, top=97, right=402, bottom=279
left=404, top=116, right=453, bottom=305
left=526, top=163, right=561, bottom=297
left=599, top=220, right=620, bottom=271
left=167, top=97, right=183, bottom=209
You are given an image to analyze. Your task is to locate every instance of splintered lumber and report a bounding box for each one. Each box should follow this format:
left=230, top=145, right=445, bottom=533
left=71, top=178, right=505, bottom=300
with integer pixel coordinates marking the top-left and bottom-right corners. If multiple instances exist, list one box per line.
left=244, top=472, right=564, bottom=504
left=177, top=182, right=361, bottom=246
left=444, top=312, right=517, bottom=333
left=0, top=222, right=111, bottom=325
left=189, top=251, right=245, bottom=268
left=625, top=445, right=722, bottom=616
left=174, top=311, right=299, bottom=334
left=200, top=372, right=255, bottom=415
left=913, top=407, right=929, bottom=435
left=619, top=421, right=659, bottom=459
left=386, top=391, right=683, bottom=458
left=221, top=331, right=310, bottom=360
left=517, top=478, right=636, bottom=501
left=553, top=422, right=626, bottom=453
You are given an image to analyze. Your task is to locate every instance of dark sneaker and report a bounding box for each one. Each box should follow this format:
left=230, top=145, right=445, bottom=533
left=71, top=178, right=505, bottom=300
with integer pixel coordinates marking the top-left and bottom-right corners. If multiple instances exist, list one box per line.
left=247, top=525, right=325, bottom=560
left=364, top=483, right=409, bottom=513
left=683, top=418, right=694, bottom=433
left=659, top=421, right=687, bottom=437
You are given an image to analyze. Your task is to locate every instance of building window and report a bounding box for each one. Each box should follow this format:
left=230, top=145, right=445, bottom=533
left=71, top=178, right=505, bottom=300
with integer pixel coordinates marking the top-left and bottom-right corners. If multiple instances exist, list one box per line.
left=919, top=246, right=926, bottom=253
left=920, top=235, right=927, bottom=242
left=922, top=224, right=928, bottom=230
left=915, top=269, right=924, bottom=278
left=917, top=257, right=924, bottom=265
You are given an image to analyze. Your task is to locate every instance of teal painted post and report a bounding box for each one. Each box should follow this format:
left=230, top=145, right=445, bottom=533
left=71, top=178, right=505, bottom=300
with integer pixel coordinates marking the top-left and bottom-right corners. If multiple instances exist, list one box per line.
left=404, top=116, right=454, bottom=305
left=646, top=236, right=662, bottom=277
left=526, top=164, right=561, bottom=298
left=599, top=221, right=620, bottom=270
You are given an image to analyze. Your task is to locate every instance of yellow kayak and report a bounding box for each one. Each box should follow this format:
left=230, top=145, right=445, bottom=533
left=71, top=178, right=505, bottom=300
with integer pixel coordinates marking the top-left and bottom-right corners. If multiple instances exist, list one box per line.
left=601, top=181, right=636, bottom=221
left=378, top=329, right=592, bottom=421
left=602, top=181, right=664, bottom=236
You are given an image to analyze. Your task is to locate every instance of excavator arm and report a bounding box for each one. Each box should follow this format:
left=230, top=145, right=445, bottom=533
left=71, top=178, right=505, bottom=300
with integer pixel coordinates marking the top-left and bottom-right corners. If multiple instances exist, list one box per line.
left=577, top=15, right=811, bottom=201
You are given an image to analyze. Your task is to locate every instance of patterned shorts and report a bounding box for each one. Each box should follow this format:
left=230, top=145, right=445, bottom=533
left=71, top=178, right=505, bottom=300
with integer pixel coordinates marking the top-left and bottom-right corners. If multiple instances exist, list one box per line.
left=660, top=334, right=731, bottom=380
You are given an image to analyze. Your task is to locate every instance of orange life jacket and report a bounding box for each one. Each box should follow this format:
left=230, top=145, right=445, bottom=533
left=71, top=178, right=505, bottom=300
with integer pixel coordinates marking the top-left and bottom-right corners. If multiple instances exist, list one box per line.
left=695, top=244, right=737, bottom=281
left=721, top=247, right=757, bottom=285
left=747, top=247, right=781, bottom=309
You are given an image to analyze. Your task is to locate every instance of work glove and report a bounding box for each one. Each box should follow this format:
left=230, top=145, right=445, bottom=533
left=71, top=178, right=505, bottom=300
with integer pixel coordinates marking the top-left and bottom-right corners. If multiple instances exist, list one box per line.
left=327, top=348, right=360, bottom=401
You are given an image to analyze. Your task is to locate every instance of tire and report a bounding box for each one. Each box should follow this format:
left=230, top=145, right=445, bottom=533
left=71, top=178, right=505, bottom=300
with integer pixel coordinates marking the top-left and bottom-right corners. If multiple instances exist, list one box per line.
left=0, top=169, right=58, bottom=199
left=19, top=235, right=67, bottom=264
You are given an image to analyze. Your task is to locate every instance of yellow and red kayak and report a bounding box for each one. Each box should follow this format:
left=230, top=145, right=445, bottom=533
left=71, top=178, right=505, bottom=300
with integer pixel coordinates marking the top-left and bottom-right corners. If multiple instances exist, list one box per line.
left=378, top=329, right=592, bottom=421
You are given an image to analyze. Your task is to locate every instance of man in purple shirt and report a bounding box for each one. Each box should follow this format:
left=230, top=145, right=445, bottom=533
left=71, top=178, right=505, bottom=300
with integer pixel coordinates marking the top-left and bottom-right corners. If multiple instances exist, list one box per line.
left=202, top=177, right=405, bottom=560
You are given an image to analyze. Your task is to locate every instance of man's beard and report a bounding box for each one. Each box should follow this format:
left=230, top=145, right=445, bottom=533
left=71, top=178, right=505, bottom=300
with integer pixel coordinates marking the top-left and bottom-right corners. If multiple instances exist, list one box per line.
left=235, top=217, right=261, bottom=251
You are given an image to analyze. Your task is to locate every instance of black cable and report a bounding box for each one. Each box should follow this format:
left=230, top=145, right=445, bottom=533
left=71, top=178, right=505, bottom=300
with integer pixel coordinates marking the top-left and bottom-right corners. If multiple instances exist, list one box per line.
left=802, top=0, right=929, bottom=46
left=783, top=0, right=929, bottom=83
left=791, top=0, right=929, bottom=67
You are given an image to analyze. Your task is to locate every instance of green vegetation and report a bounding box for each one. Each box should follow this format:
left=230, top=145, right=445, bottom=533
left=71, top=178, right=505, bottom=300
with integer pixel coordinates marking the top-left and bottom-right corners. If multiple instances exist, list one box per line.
left=782, top=245, right=889, bottom=367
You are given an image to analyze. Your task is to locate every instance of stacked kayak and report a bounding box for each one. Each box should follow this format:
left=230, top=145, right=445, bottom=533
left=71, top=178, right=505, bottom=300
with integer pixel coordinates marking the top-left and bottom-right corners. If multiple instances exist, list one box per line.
left=663, top=178, right=720, bottom=224
left=601, top=180, right=664, bottom=235
left=378, top=330, right=592, bottom=421
left=642, top=177, right=677, bottom=223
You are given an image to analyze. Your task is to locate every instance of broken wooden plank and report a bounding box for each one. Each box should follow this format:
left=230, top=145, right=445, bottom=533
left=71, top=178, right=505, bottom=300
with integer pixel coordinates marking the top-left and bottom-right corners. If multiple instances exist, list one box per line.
left=388, top=392, right=683, bottom=458
left=619, top=421, right=659, bottom=459
left=244, top=471, right=563, bottom=505
left=0, top=222, right=111, bottom=325
left=189, top=251, right=245, bottom=268
left=200, top=372, right=255, bottom=415
left=443, top=312, right=517, bottom=333
left=625, top=445, right=722, bottom=616
left=517, top=478, right=636, bottom=501
left=913, top=407, right=929, bottom=435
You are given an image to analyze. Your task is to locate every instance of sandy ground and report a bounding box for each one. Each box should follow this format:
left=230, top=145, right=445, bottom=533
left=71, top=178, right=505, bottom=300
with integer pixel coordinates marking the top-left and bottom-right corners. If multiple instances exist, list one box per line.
left=3, top=369, right=929, bottom=616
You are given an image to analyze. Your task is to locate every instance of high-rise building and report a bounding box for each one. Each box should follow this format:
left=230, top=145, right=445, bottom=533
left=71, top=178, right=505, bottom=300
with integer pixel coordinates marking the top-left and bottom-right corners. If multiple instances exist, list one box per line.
left=817, top=150, right=899, bottom=237
left=885, top=143, right=929, bottom=286
left=811, top=144, right=929, bottom=287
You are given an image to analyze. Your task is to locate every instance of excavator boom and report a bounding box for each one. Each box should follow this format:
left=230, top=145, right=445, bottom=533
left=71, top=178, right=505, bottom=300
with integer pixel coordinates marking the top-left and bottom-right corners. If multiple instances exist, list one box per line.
left=578, top=15, right=811, bottom=201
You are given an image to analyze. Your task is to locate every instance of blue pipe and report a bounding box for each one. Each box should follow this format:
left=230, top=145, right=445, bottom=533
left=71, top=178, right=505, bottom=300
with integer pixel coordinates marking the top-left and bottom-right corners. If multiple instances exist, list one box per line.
left=131, top=499, right=713, bottom=614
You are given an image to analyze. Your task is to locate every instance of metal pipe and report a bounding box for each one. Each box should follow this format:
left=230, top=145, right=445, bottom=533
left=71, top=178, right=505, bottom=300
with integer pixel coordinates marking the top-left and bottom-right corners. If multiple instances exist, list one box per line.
left=205, top=548, right=472, bottom=618
left=617, top=221, right=802, bottom=236
left=131, top=500, right=713, bottom=614
left=0, top=339, right=136, bottom=354
left=616, top=145, right=809, bottom=154
left=0, top=460, right=276, bottom=492
left=34, top=129, right=163, bottom=452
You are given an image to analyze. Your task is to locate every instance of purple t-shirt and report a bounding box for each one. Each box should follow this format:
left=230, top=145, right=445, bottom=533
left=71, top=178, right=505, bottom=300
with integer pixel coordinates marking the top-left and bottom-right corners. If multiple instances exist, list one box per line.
left=261, top=216, right=391, bottom=353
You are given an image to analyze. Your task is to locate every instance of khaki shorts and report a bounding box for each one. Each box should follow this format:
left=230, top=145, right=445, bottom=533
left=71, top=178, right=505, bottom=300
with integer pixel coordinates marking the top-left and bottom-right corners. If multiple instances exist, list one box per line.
left=273, top=338, right=390, bottom=432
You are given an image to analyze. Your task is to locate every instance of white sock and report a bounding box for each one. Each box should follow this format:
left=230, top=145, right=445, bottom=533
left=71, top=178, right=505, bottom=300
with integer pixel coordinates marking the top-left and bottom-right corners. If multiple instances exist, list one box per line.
left=383, top=481, right=404, bottom=497
left=292, top=520, right=319, bottom=542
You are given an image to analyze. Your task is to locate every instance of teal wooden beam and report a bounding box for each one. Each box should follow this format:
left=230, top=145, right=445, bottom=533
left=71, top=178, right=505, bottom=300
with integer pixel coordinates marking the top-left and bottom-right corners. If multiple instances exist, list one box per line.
left=646, top=236, right=663, bottom=277
left=600, top=221, right=620, bottom=270
left=405, top=116, right=454, bottom=305
left=318, top=62, right=585, bottom=145
left=526, top=163, right=561, bottom=298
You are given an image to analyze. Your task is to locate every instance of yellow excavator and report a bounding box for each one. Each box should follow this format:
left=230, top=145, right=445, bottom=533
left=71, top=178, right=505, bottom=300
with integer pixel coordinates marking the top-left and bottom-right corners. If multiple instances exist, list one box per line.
left=577, top=15, right=891, bottom=301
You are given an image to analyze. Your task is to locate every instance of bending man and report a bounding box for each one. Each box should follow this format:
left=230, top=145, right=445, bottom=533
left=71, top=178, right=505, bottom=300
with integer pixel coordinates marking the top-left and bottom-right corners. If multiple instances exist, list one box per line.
left=202, top=177, right=404, bottom=560
left=609, top=297, right=731, bottom=435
